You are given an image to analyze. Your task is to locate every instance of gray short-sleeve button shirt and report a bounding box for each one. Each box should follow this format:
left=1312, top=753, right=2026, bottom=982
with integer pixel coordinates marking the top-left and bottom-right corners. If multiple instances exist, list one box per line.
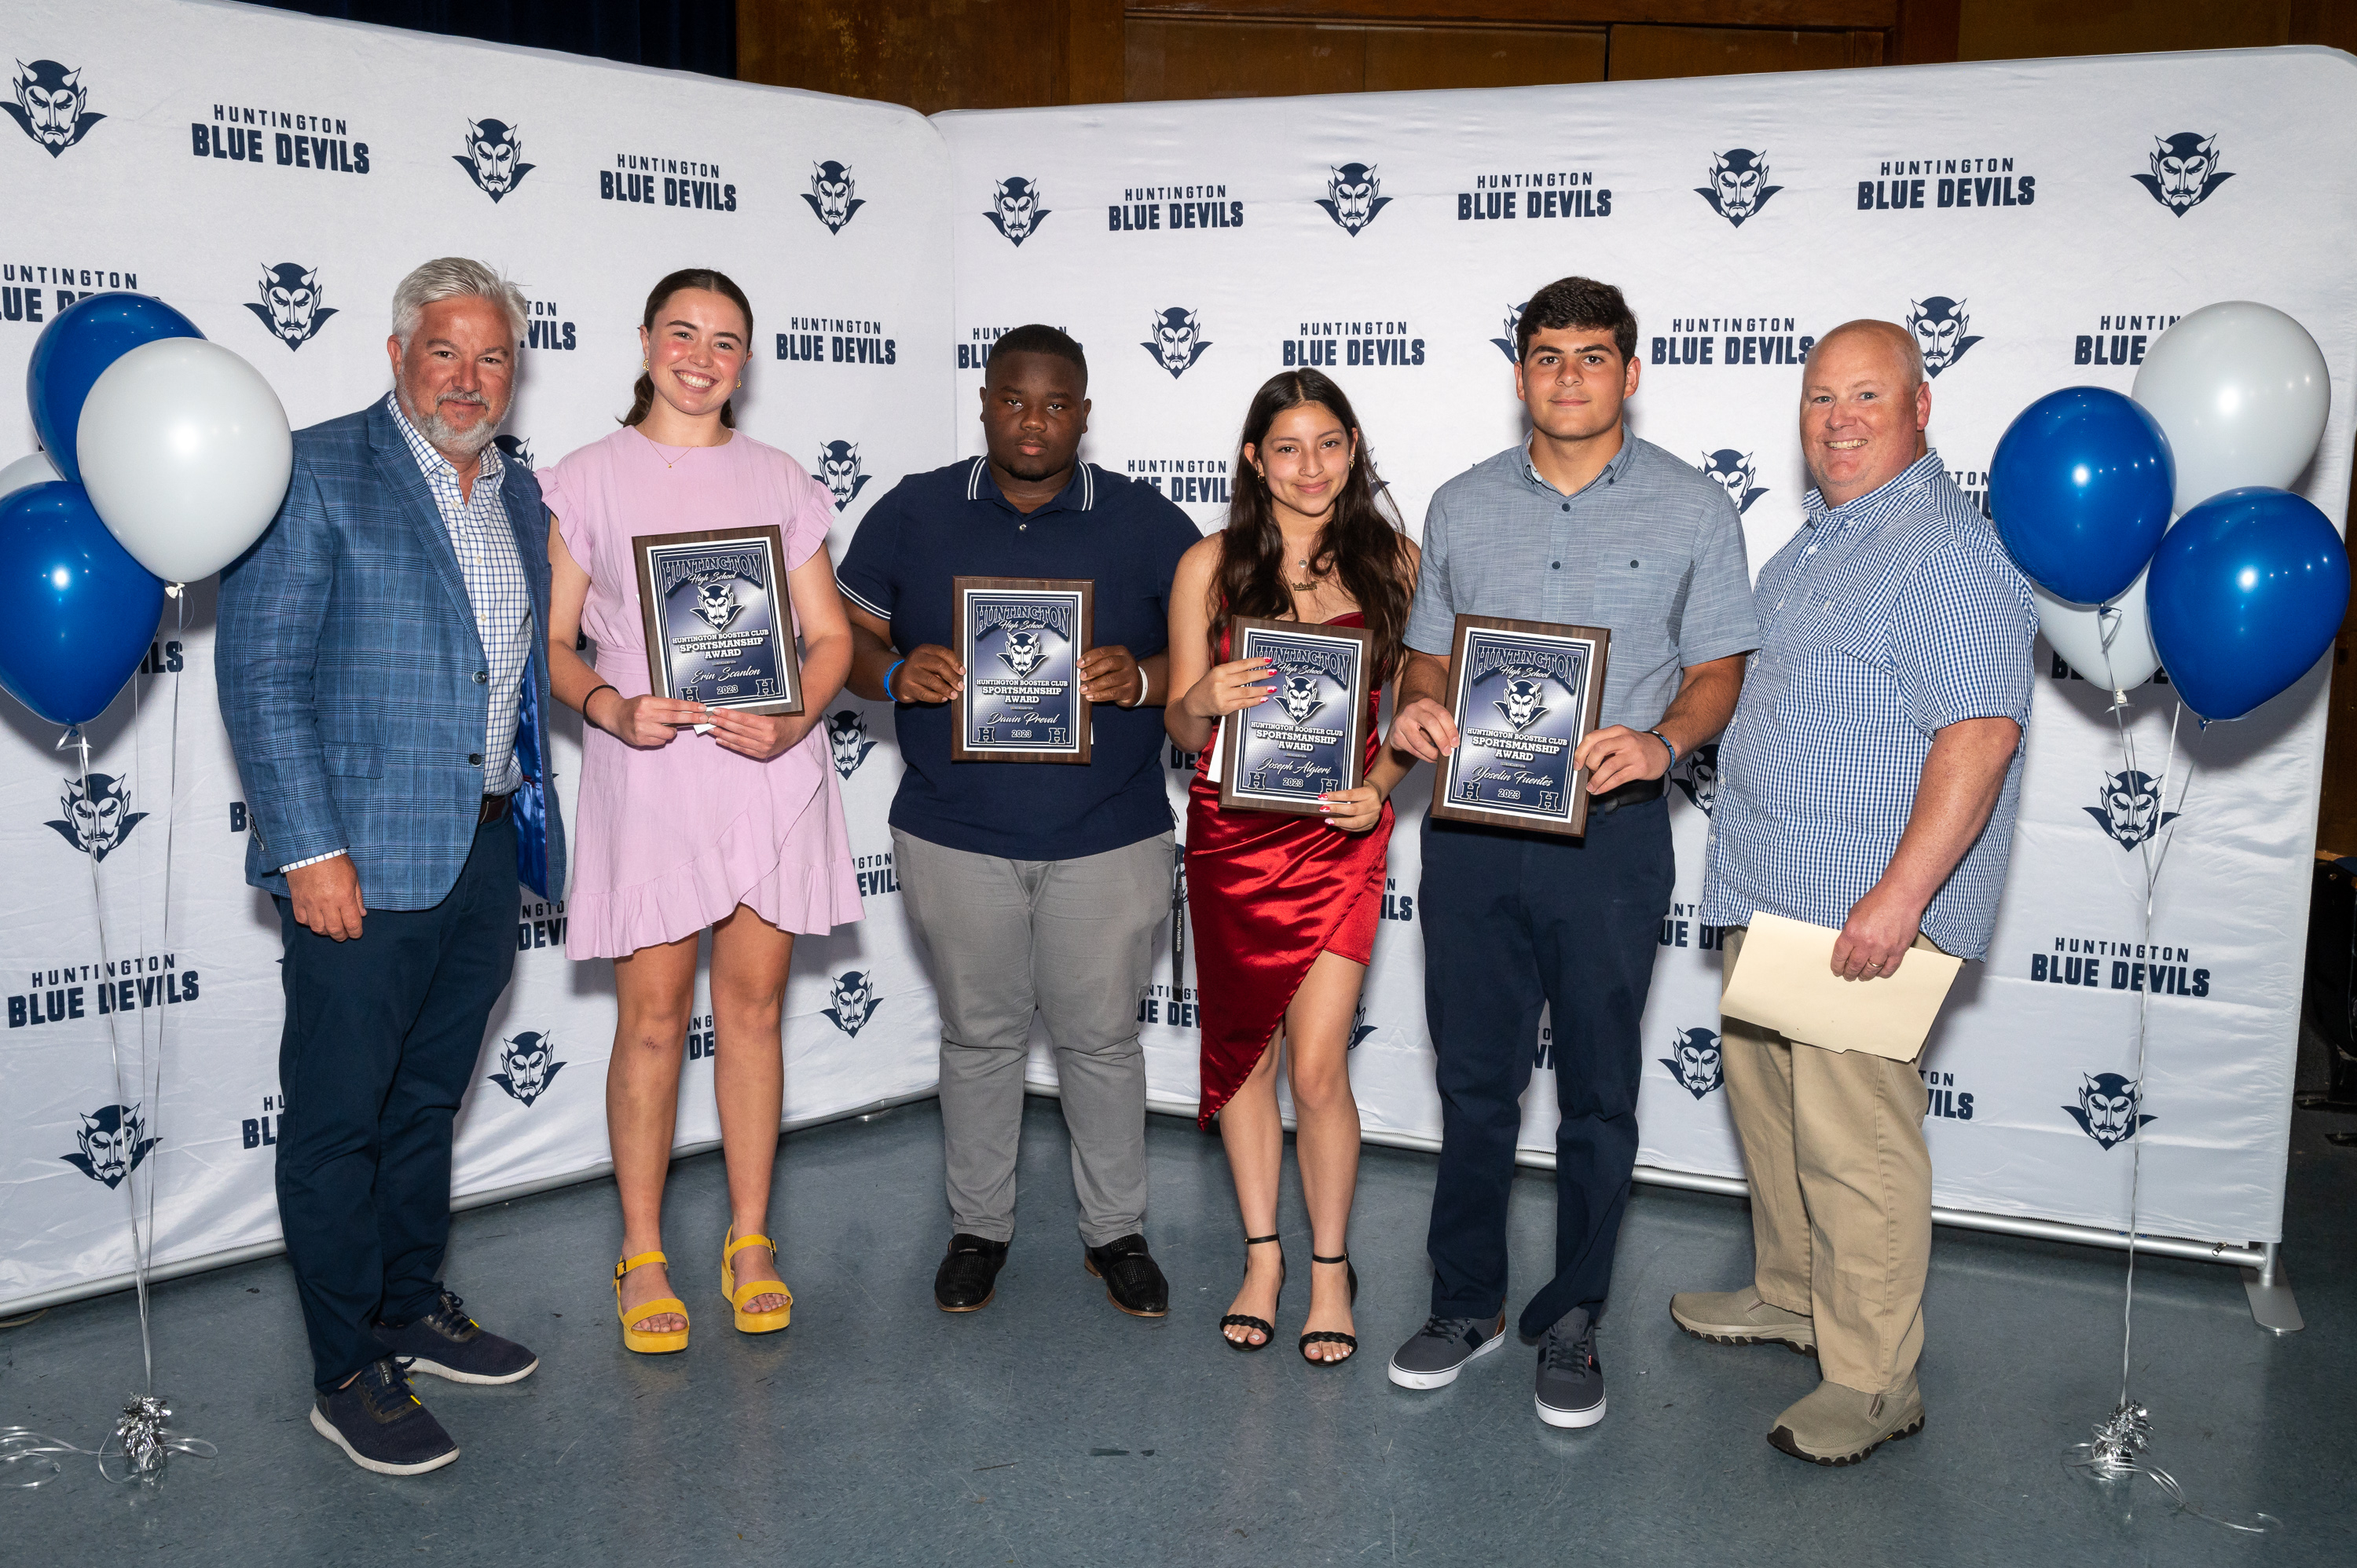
left=1406, top=431, right=1760, bottom=732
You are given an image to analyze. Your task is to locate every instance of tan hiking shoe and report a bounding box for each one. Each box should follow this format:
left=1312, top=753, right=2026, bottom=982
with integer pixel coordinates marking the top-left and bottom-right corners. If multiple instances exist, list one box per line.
left=1765, top=1374, right=1925, bottom=1466
left=1668, top=1288, right=1817, bottom=1356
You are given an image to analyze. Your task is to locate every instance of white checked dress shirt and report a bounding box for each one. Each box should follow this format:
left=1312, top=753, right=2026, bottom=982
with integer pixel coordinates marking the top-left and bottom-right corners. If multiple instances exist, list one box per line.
left=387, top=392, right=533, bottom=797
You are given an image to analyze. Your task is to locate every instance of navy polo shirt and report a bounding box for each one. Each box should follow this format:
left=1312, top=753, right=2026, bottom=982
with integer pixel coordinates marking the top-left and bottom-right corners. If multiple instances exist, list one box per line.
left=838, top=456, right=1204, bottom=861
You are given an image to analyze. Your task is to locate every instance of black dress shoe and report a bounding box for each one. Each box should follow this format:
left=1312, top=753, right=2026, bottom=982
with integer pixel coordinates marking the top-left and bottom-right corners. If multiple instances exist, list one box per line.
left=934, top=1233, right=1010, bottom=1312
left=1083, top=1233, right=1168, bottom=1317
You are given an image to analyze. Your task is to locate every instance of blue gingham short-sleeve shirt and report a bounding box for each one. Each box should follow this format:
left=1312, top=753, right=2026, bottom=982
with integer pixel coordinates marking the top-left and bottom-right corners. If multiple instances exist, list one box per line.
left=1698, top=450, right=2039, bottom=960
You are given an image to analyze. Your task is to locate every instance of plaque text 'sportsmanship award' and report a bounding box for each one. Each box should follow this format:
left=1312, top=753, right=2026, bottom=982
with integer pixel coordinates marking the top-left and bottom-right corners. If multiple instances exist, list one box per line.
left=631, top=526, right=804, bottom=717
left=952, top=577, right=1094, bottom=764
left=1430, top=614, right=1611, bottom=837
left=1216, top=616, right=1374, bottom=815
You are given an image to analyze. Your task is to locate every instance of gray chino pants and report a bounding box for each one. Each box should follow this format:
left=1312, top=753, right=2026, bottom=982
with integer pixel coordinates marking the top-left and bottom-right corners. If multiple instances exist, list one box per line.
left=893, top=827, right=1172, bottom=1247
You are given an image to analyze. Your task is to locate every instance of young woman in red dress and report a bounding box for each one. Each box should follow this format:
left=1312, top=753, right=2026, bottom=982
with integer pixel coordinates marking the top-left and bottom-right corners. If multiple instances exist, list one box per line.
left=1166, top=370, right=1418, bottom=1365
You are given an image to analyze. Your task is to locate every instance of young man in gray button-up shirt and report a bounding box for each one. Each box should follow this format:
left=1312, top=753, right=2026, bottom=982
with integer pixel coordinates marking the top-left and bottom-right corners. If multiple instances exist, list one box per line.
left=1384, top=278, right=1758, bottom=1429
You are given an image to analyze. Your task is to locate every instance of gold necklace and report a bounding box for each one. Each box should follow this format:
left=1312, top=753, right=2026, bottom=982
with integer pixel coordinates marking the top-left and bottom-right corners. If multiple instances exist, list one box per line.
left=637, top=427, right=698, bottom=469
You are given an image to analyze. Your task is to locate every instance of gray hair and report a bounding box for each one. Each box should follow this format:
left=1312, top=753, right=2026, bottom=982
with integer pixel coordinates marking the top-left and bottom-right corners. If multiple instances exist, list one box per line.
left=391, top=257, right=528, bottom=349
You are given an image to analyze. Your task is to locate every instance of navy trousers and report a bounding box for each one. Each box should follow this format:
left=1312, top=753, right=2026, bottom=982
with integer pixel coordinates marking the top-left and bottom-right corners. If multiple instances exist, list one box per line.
left=1418, top=797, right=1674, bottom=1338
left=274, top=815, right=519, bottom=1390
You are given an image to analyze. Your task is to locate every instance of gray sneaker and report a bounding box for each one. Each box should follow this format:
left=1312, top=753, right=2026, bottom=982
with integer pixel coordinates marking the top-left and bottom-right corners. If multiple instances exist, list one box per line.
left=1387, top=1312, right=1508, bottom=1389
left=1534, top=1308, right=1606, bottom=1429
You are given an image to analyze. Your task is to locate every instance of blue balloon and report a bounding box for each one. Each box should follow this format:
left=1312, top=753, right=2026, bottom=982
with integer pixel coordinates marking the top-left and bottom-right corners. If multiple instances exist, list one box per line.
left=0, top=481, right=166, bottom=726
left=1988, top=387, right=2176, bottom=606
left=26, top=292, right=204, bottom=486
left=2147, top=486, right=2352, bottom=722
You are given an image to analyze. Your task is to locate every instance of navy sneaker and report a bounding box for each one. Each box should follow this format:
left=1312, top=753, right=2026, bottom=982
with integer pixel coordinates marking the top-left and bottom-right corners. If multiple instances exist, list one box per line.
left=310, top=1357, right=459, bottom=1475
left=375, top=1289, right=538, bottom=1385
left=1534, top=1308, right=1607, bottom=1429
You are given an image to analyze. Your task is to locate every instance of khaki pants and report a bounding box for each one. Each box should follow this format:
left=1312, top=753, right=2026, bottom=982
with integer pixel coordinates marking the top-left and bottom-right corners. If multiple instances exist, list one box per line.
left=1718, top=924, right=1942, bottom=1394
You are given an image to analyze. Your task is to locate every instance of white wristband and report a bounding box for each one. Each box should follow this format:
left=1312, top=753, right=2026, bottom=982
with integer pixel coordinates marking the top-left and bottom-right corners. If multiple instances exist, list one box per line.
left=280, top=848, right=347, bottom=872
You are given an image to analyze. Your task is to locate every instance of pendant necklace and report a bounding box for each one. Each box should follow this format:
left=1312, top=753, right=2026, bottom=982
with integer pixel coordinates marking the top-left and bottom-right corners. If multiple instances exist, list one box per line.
left=638, top=427, right=695, bottom=469
left=1286, top=553, right=1327, bottom=593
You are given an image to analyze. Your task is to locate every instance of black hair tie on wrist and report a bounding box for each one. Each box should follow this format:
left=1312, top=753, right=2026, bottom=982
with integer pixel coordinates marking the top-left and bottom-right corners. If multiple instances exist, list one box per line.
left=583, top=683, right=619, bottom=730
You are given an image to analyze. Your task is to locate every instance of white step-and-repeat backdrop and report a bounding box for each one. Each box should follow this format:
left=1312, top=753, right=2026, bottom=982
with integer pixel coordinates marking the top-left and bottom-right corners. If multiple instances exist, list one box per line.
left=0, top=0, right=952, bottom=1310
left=937, top=48, right=2357, bottom=1250
left=2, top=0, right=2350, bottom=1311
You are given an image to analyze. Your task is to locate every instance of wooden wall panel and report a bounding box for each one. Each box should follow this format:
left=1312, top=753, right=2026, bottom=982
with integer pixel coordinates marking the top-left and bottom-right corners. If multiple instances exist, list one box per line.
left=1363, top=26, right=1608, bottom=92
left=1958, top=1, right=2293, bottom=59
left=1124, top=18, right=1364, bottom=99
left=1127, top=1, right=1895, bottom=23
left=737, top=0, right=1126, bottom=114
left=1125, top=18, right=1608, bottom=101
left=1608, top=24, right=1884, bottom=79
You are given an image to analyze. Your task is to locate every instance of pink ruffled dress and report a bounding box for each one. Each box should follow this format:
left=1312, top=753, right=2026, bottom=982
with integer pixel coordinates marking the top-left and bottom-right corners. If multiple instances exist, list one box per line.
left=540, top=427, right=863, bottom=959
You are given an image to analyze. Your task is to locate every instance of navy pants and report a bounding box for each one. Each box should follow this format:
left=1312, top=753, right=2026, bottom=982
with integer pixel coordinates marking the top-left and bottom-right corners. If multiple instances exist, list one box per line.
left=1418, top=797, right=1674, bottom=1338
left=274, top=815, right=518, bottom=1391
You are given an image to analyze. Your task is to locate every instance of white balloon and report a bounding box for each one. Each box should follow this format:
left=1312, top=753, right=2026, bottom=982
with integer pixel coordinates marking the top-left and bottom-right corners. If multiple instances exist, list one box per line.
left=2132, top=300, right=2330, bottom=513
left=2036, top=563, right=2161, bottom=694
left=75, top=337, right=293, bottom=584
left=0, top=449, right=63, bottom=503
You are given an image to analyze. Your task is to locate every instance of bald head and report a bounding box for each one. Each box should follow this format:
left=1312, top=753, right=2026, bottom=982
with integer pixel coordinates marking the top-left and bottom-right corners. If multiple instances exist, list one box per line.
left=1799, top=319, right=1933, bottom=507
left=1805, top=320, right=1923, bottom=390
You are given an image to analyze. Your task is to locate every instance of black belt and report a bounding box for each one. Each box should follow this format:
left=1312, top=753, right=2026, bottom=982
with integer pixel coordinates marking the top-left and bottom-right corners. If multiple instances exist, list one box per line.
left=1587, top=775, right=1666, bottom=815
left=478, top=792, right=515, bottom=825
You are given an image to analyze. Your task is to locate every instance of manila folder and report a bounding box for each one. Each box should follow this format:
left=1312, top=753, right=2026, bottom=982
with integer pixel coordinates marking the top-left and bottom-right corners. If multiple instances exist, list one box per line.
left=1719, top=911, right=1963, bottom=1060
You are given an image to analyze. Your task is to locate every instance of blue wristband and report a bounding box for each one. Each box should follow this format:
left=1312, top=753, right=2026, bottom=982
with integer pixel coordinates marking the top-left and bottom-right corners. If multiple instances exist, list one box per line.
left=884, top=658, right=908, bottom=702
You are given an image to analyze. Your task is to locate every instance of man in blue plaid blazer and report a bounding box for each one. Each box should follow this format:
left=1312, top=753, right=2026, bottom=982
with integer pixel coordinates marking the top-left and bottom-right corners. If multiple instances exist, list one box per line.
left=218, top=258, right=566, bottom=1478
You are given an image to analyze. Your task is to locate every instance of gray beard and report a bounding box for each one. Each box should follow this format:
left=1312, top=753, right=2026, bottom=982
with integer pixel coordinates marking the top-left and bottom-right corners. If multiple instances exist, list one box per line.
left=405, top=392, right=504, bottom=460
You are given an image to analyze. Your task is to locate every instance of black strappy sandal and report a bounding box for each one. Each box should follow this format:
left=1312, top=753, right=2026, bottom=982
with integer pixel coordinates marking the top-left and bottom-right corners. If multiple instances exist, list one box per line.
left=1299, top=1251, right=1359, bottom=1365
left=1219, top=1233, right=1284, bottom=1352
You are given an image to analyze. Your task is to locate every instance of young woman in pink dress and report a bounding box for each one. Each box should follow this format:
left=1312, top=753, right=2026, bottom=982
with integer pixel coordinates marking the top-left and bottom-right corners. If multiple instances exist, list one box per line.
left=541, top=269, right=864, bottom=1354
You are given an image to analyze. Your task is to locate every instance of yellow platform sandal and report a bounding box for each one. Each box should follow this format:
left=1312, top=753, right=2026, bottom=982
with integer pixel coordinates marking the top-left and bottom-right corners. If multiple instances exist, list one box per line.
left=722, top=1229, right=793, bottom=1334
left=614, top=1251, right=690, bottom=1354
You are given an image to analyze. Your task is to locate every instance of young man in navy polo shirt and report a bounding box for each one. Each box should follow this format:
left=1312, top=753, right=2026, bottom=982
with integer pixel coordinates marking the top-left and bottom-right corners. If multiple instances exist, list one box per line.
left=839, top=325, right=1202, bottom=1318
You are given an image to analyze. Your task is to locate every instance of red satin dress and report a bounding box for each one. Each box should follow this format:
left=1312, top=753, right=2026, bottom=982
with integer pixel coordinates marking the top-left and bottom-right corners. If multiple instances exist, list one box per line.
left=1188, top=612, right=1393, bottom=1127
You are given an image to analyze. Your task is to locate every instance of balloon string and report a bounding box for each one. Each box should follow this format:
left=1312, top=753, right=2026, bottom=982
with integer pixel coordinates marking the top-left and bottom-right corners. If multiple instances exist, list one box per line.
left=0, top=1419, right=214, bottom=1490
left=127, top=633, right=154, bottom=1398
left=2077, top=673, right=2249, bottom=1526
left=57, top=710, right=201, bottom=1481
left=147, top=592, right=186, bottom=1405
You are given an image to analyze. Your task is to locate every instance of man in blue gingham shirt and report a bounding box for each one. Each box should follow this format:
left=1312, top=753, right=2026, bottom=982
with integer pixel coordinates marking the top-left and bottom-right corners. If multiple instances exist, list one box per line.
left=1679, top=321, right=2036, bottom=1468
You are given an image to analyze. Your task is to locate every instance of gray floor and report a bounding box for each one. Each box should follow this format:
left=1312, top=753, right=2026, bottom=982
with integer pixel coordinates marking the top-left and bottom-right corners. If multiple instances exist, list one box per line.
left=5, top=1096, right=2352, bottom=1566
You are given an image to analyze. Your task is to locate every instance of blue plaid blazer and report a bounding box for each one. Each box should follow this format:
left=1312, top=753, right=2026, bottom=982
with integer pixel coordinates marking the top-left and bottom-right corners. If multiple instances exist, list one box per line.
left=217, top=400, right=566, bottom=911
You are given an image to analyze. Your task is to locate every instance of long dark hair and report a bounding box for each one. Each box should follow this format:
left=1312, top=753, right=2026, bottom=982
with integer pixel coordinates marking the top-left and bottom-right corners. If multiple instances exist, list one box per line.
left=621, top=268, right=754, bottom=429
left=1215, top=370, right=1413, bottom=682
